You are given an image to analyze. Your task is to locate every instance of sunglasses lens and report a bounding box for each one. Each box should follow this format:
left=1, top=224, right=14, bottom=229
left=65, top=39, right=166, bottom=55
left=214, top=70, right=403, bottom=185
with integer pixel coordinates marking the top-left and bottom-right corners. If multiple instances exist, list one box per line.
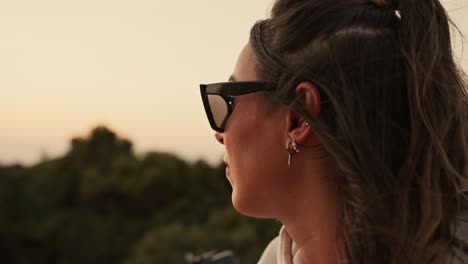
left=207, top=94, right=229, bottom=130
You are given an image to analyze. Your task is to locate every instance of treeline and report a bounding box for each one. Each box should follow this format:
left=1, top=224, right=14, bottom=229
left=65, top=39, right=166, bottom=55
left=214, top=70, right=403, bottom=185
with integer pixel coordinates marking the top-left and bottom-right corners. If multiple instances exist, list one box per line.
left=0, top=126, right=279, bottom=263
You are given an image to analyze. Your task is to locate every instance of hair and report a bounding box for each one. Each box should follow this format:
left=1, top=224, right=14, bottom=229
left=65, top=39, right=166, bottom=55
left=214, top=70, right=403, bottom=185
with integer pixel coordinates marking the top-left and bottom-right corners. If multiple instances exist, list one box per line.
left=249, top=0, right=468, bottom=263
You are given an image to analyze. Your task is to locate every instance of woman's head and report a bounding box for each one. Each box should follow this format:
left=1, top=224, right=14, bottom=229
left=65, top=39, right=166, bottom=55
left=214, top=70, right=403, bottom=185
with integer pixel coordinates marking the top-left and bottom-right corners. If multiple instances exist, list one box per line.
left=201, top=0, right=468, bottom=262
left=207, top=44, right=335, bottom=220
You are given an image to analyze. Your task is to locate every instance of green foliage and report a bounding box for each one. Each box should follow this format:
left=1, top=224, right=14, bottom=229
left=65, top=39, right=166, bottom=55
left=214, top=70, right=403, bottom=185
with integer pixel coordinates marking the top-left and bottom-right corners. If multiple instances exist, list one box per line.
left=0, top=126, right=279, bottom=263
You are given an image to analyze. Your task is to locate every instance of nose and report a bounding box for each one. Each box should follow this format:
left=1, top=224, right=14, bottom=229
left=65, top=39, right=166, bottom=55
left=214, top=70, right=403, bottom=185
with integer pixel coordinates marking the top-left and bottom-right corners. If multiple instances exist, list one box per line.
left=215, top=132, right=224, bottom=145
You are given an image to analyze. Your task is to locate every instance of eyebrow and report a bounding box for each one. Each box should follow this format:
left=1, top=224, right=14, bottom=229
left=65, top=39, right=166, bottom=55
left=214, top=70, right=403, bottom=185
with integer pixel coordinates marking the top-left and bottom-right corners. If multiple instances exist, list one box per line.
left=228, top=75, right=236, bottom=82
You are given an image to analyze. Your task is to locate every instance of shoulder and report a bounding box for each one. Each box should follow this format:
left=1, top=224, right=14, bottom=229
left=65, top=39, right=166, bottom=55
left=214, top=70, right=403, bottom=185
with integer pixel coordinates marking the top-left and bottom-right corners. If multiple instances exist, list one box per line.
left=258, top=236, right=280, bottom=264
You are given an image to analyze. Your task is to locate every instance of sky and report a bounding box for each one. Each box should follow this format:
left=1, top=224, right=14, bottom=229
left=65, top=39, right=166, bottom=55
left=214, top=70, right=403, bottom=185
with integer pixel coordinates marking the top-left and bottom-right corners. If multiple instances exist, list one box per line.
left=0, top=0, right=467, bottom=166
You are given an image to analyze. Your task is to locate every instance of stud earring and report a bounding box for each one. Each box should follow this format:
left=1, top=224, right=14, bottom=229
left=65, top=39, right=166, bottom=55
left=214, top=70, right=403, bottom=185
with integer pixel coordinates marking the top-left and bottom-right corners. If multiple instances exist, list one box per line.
left=299, top=116, right=309, bottom=126
left=286, top=139, right=300, bottom=166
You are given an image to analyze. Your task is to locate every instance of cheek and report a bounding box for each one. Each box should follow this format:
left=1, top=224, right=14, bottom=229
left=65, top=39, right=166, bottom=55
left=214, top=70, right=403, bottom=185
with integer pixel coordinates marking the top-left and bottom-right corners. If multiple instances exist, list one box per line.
left=225, top=112, right=290, bottom=217
left=225, top=107, right=271, bottom=176
left=231, top=141, right=290, bottom=217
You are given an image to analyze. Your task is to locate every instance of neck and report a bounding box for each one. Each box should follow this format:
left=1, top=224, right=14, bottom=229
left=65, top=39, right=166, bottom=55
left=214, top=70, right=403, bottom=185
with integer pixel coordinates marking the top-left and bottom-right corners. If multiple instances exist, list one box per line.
left=277, top=155, right=341, bottom=264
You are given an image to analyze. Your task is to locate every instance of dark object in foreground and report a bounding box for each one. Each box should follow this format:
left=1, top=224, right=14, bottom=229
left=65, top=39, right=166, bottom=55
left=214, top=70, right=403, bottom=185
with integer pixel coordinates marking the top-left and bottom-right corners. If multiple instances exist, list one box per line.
left=185, top=250, right=238, bottom=264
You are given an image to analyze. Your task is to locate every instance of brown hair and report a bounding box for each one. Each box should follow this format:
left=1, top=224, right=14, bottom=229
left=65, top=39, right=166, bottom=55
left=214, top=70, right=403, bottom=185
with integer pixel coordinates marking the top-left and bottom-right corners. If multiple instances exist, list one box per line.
left=249, top=0, right=468, bottom=263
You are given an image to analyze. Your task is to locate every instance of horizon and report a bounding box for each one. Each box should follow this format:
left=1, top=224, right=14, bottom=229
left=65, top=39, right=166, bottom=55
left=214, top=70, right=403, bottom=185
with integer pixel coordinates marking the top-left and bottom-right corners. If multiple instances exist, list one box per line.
left=0, top=124, right=223, bottom=167
left=1, top=0, right=467, bottom=167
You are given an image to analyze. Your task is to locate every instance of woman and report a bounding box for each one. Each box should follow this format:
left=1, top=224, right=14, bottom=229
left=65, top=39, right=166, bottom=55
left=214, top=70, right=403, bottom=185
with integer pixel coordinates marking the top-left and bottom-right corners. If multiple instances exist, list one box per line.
left=199, top=0, right=468, bottom=263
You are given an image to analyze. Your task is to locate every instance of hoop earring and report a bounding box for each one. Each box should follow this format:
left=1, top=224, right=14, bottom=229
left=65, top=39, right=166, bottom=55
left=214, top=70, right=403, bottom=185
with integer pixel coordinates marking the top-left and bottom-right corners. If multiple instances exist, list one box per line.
left=286, top=139, right=300, bottom=166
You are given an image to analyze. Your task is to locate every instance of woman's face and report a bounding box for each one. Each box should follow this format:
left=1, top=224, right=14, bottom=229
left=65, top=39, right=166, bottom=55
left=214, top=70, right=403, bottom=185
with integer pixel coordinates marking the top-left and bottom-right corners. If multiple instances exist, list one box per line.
left=215, top=44, right=291, bottom=218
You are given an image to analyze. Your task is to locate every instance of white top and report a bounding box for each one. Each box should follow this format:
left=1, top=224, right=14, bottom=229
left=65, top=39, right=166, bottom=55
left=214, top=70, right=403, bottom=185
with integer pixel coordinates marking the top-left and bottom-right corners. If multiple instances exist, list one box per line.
left=257, top=224, right=468, bottom=264
left=257, top=226, right=304, bottom=264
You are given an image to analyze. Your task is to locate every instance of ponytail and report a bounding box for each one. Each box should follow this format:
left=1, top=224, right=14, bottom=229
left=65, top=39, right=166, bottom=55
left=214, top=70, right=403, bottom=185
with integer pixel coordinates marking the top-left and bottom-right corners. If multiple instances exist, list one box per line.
left=390, top=0, right=468, bottom=262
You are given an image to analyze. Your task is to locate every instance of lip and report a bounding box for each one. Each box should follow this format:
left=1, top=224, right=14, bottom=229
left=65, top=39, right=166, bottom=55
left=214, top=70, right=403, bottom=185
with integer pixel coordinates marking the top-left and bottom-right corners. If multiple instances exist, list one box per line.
left=225, top=166, right=231, bottom=184
left=223, top=160, right=230, bottom=176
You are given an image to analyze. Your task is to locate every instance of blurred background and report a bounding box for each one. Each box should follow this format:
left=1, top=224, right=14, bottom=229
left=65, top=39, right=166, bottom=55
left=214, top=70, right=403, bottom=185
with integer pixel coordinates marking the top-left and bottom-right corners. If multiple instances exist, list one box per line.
left=0, top=0, right=467, bottom=263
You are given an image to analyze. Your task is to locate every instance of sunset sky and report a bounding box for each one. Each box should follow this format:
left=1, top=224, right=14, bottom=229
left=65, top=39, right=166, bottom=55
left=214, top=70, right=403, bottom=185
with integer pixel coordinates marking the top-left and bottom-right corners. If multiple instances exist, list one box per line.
left=1, top=0, right=467, bottom=166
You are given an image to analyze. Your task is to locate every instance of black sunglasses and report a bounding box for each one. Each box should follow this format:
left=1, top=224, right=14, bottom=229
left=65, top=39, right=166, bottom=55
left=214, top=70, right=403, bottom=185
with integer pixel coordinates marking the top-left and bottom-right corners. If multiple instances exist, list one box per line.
left=200, top=81, right=276, bottom=132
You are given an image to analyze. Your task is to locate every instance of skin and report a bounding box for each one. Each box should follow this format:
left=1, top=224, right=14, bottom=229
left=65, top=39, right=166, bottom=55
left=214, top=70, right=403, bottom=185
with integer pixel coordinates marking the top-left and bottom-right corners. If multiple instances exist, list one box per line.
left=214, top=44, right=342, bottom=264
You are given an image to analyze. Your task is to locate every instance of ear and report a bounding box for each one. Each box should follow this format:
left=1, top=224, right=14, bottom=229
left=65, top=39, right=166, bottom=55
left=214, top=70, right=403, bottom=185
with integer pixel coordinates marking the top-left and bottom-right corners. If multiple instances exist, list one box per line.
left=285, top=82, right=322, bottom=144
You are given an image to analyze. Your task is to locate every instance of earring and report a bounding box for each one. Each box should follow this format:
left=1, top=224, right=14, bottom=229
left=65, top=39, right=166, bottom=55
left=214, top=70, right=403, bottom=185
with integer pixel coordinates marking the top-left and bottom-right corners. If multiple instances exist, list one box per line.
left=286, top=139, right=300, bottom=166
left=299, top=116, right=309, bottom=126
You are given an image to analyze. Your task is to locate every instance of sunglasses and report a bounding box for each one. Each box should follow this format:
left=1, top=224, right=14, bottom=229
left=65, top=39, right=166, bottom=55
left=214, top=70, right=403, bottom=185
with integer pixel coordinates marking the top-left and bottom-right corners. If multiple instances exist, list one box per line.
left=200, top=81, right=276, bottom=132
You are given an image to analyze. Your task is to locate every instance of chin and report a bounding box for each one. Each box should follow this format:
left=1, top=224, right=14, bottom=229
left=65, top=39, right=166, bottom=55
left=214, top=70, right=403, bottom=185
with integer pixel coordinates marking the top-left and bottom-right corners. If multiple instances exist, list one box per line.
left=231, top=191, right=272, bottom=219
